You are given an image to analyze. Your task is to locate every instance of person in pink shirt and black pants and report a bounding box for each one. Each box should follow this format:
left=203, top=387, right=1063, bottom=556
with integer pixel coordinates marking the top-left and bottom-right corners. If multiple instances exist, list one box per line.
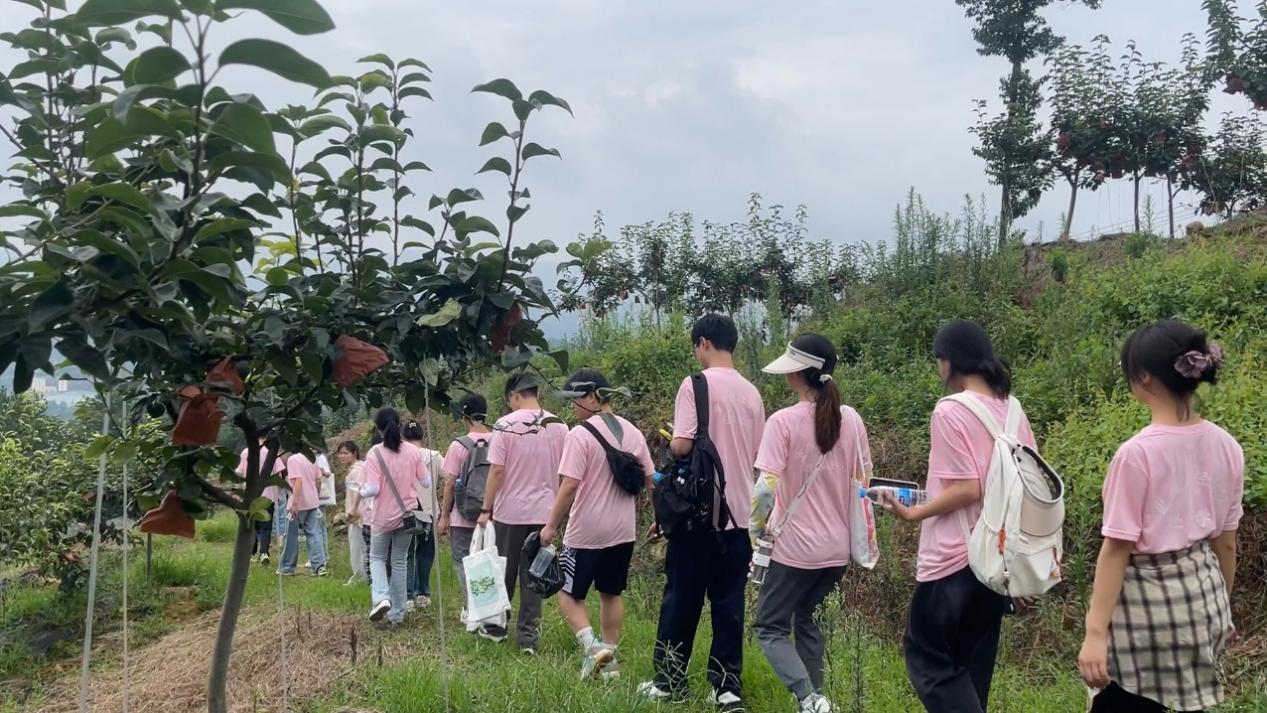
left=477, top=375, right=569, bottom=651
left=640, top=315, right=765, bottom=713
left=882, top=320, right=1036, bottom=713
left=541, top=370, right=656, bottom=680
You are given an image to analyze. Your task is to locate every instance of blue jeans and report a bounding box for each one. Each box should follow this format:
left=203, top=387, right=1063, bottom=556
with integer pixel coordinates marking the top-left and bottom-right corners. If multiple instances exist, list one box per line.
left=273, top=489, right=290, bottom=540
left=407, top=529, right=436, bottom=598
left=371, top=529, right=412, bottom=623
left=280, top=508, right=326, bottom=573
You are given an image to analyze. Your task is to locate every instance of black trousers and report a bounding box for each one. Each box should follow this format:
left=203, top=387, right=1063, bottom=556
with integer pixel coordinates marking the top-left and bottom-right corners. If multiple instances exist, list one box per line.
left=653, top=528, right=752, bottom=697
left=904, top=567, right=1006, bottom=713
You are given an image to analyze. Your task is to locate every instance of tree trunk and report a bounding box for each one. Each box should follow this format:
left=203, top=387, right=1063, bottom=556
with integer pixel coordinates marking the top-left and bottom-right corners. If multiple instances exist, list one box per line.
left=207, top=514, right=256, bottom=713
left=1063, top=180, right=1079, bottom=242
left=1167, top=173, right=1176, bottom=240
left=998, top=182, right=1011, bottom=248
left=1140, top=172, right=1150, bottom=234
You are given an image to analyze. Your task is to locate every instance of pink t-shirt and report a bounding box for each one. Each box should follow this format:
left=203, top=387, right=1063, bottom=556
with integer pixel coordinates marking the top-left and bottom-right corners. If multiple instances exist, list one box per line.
left=559, top=413, right=655, bottom=549
left=916, top=393, right=1037, bottom=583
left=442, top=431, right=494, bottom=528
left=673, top=368, right=765, bottom=529
left=488, top=409, right=568, bottom=525
left=236, top=446, right=285, bottom=502
left=344, top=461, right=370, bottom=519
left=361, top=442, right=432, bottom=534
left=1101, top=421, right=1244, bottom=554
left=286, top=453, right=322, bottom=512
left=755, top=403, right=873, bottom=569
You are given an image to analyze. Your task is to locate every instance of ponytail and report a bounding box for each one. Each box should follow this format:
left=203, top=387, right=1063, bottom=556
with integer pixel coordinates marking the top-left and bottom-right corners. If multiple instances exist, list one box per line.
left=374, top=407, right=403, bottom=453
left=811, top=377, right=843, bottom=454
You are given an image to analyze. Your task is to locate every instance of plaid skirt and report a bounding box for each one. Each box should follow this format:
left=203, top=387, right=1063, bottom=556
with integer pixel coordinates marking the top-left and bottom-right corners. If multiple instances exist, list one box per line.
left=1108, top=541, right=1232, bottom=711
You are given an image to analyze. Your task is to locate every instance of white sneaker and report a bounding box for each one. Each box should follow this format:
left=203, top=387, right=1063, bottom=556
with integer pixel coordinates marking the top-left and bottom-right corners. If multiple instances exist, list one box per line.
left=711, top=690, right=746, bottom=713
left=415, top=595, right=431, bottom=609
left=579, top=644, right=615, bottom=680
left=799, top=694, right=833, bottom=713
left=637, top=681, right=681, bottom=702
left=404, top=599, right=416, bottom=612
left=369, top=600, right=390, bottom=622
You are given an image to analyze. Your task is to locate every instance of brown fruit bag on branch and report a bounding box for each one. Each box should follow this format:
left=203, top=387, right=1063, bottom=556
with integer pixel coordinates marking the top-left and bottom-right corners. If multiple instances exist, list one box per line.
left=172, top=384, right=222, bottom=446
left=333, top=335, right=388, bottom=388
left=139, top=491, right=196, bottom=539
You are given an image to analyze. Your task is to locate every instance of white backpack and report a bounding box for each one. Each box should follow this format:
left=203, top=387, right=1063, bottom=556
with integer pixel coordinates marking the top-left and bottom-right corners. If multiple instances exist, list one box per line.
left=945, top=393, right=1065, bottom=598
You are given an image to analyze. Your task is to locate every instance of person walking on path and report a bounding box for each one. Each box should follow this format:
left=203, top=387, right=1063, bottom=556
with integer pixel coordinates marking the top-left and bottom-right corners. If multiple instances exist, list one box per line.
left=751, top=334, right=873, bottom=713
left=339, top=440, right=369, bottom=586
left=477, top=374, right=568, bottom=651
left=639, top=314, right=765, bottom=713
left=543, top=370, right=655, bottom=680
left=437, top=393, right=495, bottom=633
left=1079, top=321, right=1242, bottom=713
left=278, top=450, right=329, bottom=577
left=881, top=320, right=1036, bottom=713
left=360, top=407, right=433, bottom=625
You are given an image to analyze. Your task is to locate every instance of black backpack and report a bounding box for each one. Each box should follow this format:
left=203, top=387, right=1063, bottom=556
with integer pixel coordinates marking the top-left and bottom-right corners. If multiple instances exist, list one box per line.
left=653, top=373, right=737, bottom=539
left=579, top=415, right=646, bottom=497
left=453, top=436, right=492, bottom=520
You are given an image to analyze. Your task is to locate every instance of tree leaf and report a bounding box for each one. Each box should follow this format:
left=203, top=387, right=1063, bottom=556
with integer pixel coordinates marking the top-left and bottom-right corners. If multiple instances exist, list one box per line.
left=527, top=89, right=573, bottom=116
left=194, top=217, right=259, bottom=242
left=94, top=27, right=136, bottom=49
left=77, top=0, right=181, bottom=26
left=402, top=161, right=430, bottom=172
left=30, top=280, right=73, bottom=330
left=479, top=121, right=510, bottom=146
left=220, top=39, right=332, bottom=89
left=215, top=0, right=335, bottom=35
left=476, top=157, right=512, bottom=176
left=471, top=78, right=522, bottom=102
left=359, top=124, right=404, bottom=147
left=522, top=143, right=561, bottom=160
left=456, top=216, right=500, bottom=237
left=208, top=151, right=291, bottom=185
left=129, top=46, right=189, bottom=84
left=399, top=72, right=430, bottom=85
left=82, top=182, right=151, bottom=211
left=445, top=188, right=483, bottom=205
left=548, top=348, right=569, bottom=373
left=209, top=102, right=276, bottom=154
left=416, top=299, right=463, bottom=327
left=357, top=53, right=394, bottom=69
left=398, top=86, right=431, bottom=101
left=298, top=114, right=350, bottom=137
left=112, top=84, right=176, bottom=120
left=398, top=58, right=431, bottom=71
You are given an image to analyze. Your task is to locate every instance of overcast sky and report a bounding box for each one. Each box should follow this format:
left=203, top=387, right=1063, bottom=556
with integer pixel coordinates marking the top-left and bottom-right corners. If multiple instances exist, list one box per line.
left=0, top=0, right=1259, bottom=341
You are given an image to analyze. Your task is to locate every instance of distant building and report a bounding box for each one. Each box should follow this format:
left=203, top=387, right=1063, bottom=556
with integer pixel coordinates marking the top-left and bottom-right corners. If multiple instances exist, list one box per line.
left=31, top=377, right=47, bottom=394
left=57, top=379, right=69, bottom=393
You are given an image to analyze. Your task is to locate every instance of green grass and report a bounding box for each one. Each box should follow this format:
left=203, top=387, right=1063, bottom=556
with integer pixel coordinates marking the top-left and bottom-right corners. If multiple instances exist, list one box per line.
left=4, top=511, right=1264, bottom=712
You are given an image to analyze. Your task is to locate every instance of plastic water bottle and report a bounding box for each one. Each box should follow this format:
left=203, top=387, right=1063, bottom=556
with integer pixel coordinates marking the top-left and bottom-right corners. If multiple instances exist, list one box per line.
left=652, top=471, right=665, bottom=485
left=861, top=485, right=929, bottom=508
left=750, top=538, right=774, bottom=586
left=529, top=543, right=556, bottom=579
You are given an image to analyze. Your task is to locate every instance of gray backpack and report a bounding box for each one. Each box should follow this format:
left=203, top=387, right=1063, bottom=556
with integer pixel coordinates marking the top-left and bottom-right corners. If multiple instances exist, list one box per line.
left=453, top=436, right=492, bottom=521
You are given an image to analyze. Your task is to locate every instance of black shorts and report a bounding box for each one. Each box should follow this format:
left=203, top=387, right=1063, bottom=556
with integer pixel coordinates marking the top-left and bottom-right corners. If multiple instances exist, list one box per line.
left=560, top=542, right=634, bottom=599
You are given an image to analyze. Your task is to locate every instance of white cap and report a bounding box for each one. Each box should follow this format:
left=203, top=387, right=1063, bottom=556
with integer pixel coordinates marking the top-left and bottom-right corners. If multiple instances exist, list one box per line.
left=762, top=343, right=826, bottom=374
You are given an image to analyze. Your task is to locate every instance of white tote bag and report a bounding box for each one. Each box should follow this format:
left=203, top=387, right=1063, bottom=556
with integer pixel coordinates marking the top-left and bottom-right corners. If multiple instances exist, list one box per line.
left=463, top=523, right=510, bottom=625
left=848, top=418, right=880, bottom=569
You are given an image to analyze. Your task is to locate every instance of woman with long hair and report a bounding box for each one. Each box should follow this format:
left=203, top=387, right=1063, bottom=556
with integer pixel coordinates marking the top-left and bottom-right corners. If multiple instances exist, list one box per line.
left=359, top=407, right=433, bottom=624
left=750, top=334, right=873, bottom=713
left=882, top=320, right=1036, bottom=713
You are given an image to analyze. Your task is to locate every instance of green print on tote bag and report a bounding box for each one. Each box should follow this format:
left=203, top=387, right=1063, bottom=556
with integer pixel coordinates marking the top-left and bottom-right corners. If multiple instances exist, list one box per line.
left=462, top=523, right=511, bottom=622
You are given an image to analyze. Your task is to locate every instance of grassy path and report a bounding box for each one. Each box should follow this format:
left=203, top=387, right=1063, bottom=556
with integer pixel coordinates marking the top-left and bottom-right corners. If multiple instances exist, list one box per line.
left=3, top=513, right=1262, bottom=712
